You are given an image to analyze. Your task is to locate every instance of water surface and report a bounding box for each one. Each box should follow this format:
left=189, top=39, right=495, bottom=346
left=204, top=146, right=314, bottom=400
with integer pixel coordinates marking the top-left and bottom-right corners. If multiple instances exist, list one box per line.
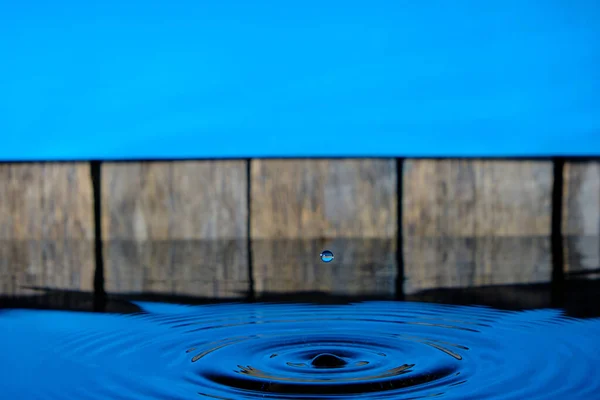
left=1, top=301, right=599, bottom=399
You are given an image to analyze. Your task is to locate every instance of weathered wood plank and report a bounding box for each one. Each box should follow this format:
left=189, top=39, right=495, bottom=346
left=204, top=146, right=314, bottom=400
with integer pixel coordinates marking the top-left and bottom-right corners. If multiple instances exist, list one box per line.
left=403, top=160, right=553, bottom=294
left=101, top=161, right=249, bottom=298
left=250, top=159, right=397, bottom=295
left=251, top=159, right=397, bottom=238
left=564, top=162, right=600, bottom=236
left=563, top=161, right=600, bottom=277
left=404, top=160, right=552, bottom=237
left=0, top=163, right=94, bottom=296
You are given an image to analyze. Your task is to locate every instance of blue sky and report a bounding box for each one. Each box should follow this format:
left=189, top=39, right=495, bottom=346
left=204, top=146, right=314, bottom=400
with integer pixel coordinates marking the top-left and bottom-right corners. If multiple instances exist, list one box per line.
left=0, top=0, right=599, bottom=159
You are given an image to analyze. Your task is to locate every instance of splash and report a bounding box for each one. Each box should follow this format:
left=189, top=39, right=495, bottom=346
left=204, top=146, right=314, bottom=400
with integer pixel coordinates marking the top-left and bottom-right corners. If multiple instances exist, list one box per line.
left=1, top=302, right=599, bottom=399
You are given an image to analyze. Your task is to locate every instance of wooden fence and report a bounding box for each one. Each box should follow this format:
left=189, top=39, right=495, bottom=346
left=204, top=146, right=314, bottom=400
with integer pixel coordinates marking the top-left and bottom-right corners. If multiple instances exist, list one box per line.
left=1, top=159, right=598, bottom=300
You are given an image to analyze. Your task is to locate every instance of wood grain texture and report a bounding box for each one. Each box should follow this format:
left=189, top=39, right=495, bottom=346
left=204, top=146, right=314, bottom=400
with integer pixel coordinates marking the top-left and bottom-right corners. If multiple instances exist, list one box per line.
left=403, top=160, right=553, bottom=293
left=251, top=159, right=397, bottom=239
left=0, top=163, right=94, bottom=296
left=250, top=159, right=397, bottom=295
left=101, top=161, right=249, bottom=297
left=404, top=160, right=552, bottom=237
left=563, top=161, right=600, bottom=277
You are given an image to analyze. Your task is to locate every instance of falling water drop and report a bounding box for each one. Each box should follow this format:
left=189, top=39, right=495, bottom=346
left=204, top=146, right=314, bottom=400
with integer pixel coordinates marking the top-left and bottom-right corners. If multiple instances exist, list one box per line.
left=320, top=250, right=334, bottom=263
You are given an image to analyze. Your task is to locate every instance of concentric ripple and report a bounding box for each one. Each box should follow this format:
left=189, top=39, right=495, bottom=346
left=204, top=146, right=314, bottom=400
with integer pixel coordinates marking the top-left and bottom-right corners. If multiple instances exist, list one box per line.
left=1, top=302, right=600, bottom=399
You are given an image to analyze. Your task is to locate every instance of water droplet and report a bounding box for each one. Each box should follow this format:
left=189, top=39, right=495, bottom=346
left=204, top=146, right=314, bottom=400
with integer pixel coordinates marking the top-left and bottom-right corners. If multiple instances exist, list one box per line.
left=320, top=250, right=334, bottom=263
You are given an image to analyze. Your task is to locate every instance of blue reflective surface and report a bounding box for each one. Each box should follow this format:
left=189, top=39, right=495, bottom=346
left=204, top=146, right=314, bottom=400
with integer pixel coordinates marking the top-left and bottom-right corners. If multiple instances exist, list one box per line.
left=1, top=301, right=599, bottom=399
left=1, top=1, right=599, bottom=159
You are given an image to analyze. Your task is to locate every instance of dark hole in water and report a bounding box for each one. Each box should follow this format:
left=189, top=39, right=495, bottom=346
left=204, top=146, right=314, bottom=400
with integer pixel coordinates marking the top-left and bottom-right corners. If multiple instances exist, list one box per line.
left=311, top=353, right=348, bottom=368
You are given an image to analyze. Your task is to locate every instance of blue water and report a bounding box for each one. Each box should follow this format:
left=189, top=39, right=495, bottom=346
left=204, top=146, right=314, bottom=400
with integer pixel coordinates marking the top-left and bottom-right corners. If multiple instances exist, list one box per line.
left=1, top=301, right=600, bottom=399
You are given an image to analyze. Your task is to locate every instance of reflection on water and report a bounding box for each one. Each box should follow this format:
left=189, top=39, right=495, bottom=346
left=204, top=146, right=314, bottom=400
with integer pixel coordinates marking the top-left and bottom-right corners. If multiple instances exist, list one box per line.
left=0, top=240, right=94, bottom=296
left=100, top=236, right=599, bottom=296
left=404, top=236, right=552, bottom=294
left=1, top=301, right=599, bottom=399
left=1, top=237, right=599, bottom=315
left=104, top=239, right=249, bottom=297
left=252, top=238, right=396, bottom=296
left=3, top=236, right=598, bottom=290
left=564, top=235, right=600, bottom=278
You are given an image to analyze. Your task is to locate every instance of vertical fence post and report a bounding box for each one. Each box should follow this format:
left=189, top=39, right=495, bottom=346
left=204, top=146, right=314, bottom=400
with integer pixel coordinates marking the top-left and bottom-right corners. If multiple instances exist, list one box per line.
left=551, top=157, right=565, bottom=307
left=246, top=158, right=255, bottom=301
left=396, top=158, right=405, bottom=300
left=91, top=161, right=106, bottom=311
